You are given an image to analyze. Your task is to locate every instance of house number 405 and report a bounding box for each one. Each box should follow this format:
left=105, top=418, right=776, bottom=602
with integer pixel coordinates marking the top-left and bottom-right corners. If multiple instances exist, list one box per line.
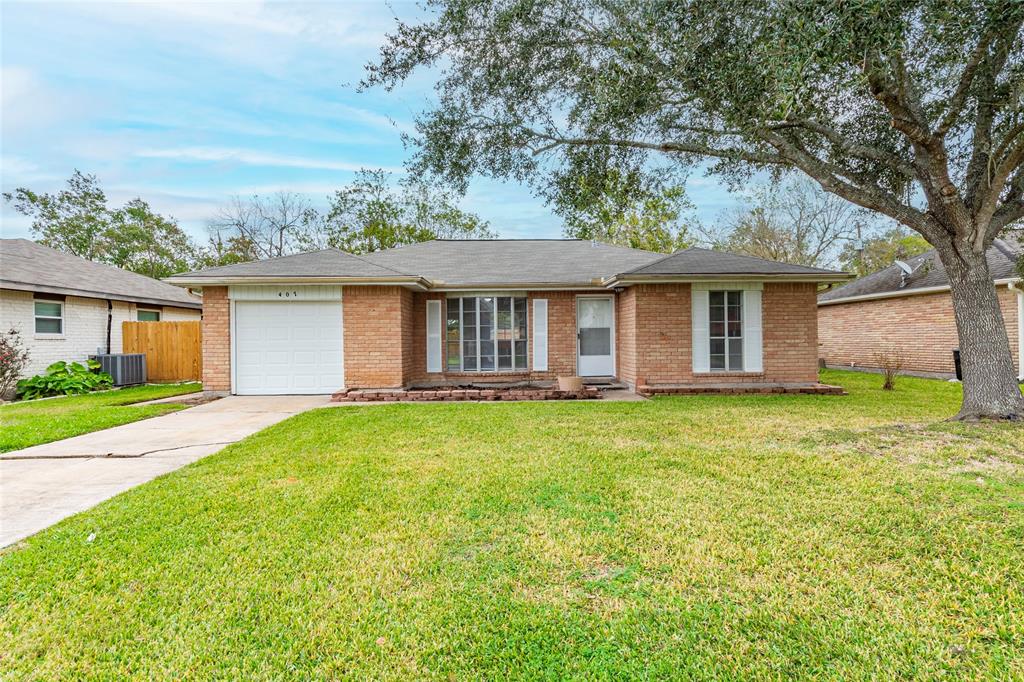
left=277, top=291, right=299, bottom=298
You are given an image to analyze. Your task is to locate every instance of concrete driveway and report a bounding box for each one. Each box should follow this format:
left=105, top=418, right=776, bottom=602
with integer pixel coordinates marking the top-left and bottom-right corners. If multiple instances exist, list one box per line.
left=0, top=395, right=330, bottom=548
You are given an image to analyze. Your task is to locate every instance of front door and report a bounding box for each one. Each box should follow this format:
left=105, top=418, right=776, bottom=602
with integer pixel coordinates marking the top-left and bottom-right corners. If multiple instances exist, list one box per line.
left=577, top=296, right=615, bottom=376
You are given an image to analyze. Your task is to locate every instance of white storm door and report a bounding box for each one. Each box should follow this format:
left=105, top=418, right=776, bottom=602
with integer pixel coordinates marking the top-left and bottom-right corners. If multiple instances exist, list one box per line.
left=233, top=300, right=343, bottom=395
left=577, top=296, right=615, bottom=376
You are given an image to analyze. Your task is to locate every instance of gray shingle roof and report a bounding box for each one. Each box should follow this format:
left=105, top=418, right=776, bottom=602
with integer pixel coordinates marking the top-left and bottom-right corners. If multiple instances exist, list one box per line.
left=1, top=239, right=201, bottom=308
left=165, top=239, right=850, bottom=288
left=622, top=247, right=848, bottom=278
left=170, top=248, right=407, bottom=279
left=362, top=239, right=663, bottom=285
left=818, top=234, right=1021, bottom=304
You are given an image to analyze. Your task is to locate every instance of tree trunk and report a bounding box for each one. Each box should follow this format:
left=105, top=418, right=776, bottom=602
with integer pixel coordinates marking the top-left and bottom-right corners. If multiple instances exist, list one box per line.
left=938, top=242, right=1024, bottom=420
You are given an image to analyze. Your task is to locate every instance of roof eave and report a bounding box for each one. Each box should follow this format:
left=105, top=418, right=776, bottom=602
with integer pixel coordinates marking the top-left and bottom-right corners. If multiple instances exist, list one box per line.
left=818, top=276, right=1022, bottom=306
left=604, top=272, right=852, bottom=287
left=0, top=280, right=202, bottom=309
left=163, top=275, right=432, bottom=290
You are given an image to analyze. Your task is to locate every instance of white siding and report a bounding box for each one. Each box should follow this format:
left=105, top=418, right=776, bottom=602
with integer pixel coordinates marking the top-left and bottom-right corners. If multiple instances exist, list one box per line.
left=161, top=306, right=201, bottom=321
left=0, top=289, right=199, bottom=379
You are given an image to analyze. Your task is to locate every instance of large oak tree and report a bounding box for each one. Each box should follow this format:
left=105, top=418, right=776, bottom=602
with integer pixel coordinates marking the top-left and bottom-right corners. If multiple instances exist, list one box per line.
left=366, top=0, right=1024, bottom=419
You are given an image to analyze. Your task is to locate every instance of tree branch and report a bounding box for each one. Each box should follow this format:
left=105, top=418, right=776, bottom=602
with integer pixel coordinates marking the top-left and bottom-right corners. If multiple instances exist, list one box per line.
left=935, top=30, right=994, bottom=137
left=757, top=128, right=936, bottom=241
left=524, top=130, right=788, bottom=165
left=767, top=119, right=915, bottom=179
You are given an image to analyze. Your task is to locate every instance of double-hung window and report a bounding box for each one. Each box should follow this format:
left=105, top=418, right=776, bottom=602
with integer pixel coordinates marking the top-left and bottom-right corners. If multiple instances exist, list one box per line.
left=34, top=299, right=64, bottom=335
left=446, top=296, right=528, bottom=371
left=709, top=290, right=742, bottom=371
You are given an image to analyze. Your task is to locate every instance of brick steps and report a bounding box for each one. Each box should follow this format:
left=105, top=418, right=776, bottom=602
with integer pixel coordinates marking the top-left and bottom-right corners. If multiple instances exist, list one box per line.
left=332, top=387, right=603, bottom=402
left=637, top=383, right=845, bottom=396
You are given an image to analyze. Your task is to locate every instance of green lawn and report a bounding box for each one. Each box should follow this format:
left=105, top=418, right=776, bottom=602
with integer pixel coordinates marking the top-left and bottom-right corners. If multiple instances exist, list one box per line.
left=0, top=383, right=202, bottom=453
left=1, top=370, right=1022, bottom=679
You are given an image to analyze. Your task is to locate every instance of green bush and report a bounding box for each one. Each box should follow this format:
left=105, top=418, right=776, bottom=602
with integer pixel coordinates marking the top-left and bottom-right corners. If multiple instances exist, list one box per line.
left=16, top=360, right=114, bottom=400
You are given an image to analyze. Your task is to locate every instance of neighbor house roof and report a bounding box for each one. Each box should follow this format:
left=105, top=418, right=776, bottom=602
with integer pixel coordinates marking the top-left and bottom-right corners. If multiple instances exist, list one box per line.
left=164, top=239, right=850, bottom=290
left=0, top=239, right=202, bottom=309
left=818, top=234, right=1022, bottom=305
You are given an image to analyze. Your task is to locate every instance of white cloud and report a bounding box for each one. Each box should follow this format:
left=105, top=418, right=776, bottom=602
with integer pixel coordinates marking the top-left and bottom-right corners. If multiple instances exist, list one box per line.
left=135, top=146, right=402, bottom=173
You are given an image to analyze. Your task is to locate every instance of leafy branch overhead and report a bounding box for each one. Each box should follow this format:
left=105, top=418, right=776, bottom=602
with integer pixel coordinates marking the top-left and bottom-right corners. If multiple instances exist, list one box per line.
left=367, top=0, right=1023, bottom=245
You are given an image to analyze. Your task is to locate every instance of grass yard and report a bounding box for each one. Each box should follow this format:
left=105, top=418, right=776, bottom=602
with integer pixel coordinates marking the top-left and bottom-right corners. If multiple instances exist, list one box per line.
left=0, top=383, right=202, bottom=453
left=1, top=370, right=1022, bottom=679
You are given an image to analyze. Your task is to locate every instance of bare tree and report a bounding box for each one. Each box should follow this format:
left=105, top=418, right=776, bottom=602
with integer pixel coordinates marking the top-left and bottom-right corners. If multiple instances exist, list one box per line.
left=209, top=192, right=321, bottom=260
left=711, top=179, right=874, bottom=269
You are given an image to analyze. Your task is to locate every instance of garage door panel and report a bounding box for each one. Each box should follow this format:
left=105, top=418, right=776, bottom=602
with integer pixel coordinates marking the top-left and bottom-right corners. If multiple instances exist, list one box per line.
left=234, top=300, right=343, bottom=395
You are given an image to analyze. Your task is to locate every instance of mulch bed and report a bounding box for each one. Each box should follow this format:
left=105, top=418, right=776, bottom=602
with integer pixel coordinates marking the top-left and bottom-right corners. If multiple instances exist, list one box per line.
left=331, top=386, right=602, bottom=402
left=637, top=384, right=846, bottom=396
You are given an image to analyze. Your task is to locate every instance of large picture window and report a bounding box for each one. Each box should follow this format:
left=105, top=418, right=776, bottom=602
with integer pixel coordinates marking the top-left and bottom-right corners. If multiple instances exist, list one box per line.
left=446, top=296, right=528, bottom=371
left=709, top=291, right=742, bottom=371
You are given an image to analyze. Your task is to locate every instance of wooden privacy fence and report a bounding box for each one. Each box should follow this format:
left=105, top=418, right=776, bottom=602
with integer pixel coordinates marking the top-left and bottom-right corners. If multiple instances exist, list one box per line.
left=122, top=321, right=202, bottom=382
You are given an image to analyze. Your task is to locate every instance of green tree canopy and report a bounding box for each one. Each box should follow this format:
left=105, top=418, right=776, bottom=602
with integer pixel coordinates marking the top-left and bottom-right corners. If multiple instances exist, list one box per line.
left=840, top=227, right=933, bottom=278
left=4, top=171, right=201, bottom=279
left=559, top=171, right=695, bottom=253
left=321, top=169, right=494, bottom=254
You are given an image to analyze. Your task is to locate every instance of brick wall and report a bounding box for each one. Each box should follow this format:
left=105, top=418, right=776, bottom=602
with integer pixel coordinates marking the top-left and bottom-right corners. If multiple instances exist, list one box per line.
left=631, top=282, right=820, bottom=387
left=763, top=282, right=820, bottom=383
left=818, top=286, right=1021, bottom=377
left=342, top=286, right=408, bottom=388
left=617, top=288, right=637, bottom=386
left=201, top=286, right=230, bottom=391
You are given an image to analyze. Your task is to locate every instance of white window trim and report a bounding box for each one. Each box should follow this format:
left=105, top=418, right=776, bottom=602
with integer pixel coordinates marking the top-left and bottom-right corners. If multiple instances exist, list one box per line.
left=708, top=290, right=744, bottom=372
left=34, top=298, right=65, bottom=338
left=445, top=294, right=529, bottom=373
left=692, top=286, right=764, bottom=374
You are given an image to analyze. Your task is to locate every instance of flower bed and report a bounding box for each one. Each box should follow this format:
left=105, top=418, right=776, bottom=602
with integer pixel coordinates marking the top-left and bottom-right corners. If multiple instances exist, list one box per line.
left=331, top=386, right=602, bottom=402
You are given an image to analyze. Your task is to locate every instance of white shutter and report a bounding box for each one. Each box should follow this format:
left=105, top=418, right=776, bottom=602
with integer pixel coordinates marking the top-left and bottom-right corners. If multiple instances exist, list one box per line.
left=533, top=299, right=548, bottom=371
left=426, top=300, right=442, bottom=373
left=742, top=289, right=763, bottom=373
left=691, top=289, right=710, bottom=373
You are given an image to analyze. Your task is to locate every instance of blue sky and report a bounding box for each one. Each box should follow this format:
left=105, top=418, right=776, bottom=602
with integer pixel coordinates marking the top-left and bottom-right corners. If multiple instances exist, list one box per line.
left=1, top=1, right=744, bottom=243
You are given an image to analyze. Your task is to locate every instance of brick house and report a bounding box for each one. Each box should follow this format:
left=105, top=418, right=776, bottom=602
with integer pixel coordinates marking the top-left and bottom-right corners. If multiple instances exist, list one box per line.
left=0, top=239, right=202, bottom=380
left=817, top=235, right=1023, bottom=380
left=165, top=240, right=847, bottom=395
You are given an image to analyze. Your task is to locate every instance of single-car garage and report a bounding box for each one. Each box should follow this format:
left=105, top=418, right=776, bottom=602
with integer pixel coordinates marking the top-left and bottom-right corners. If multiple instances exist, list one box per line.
left=232, top=286, right=344, bottom=395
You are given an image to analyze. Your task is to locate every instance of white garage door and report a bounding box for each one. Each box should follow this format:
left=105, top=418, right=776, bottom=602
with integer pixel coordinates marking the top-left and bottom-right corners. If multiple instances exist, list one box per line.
left=234, top=300, right=343, bottom=395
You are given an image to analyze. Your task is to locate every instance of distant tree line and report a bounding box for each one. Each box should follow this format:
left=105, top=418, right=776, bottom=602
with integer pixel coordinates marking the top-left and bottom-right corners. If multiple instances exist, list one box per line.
left=4, top=170, right=494, bottom=278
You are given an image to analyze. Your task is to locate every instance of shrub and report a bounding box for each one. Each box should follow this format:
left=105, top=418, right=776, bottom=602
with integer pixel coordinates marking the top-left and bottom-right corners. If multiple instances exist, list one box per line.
left=873, top=351, right=904, bottom=391
left=0, top=327, right=31, bottom=399
left=16, top=360, right=114, bottom=400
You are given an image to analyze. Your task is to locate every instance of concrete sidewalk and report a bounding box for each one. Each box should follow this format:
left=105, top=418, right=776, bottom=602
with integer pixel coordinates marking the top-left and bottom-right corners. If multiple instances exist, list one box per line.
left=0, top=395, right=329, bottom=548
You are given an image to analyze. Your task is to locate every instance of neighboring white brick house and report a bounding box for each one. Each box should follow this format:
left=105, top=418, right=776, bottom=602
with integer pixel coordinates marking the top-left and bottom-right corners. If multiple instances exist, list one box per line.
left=0, top=239, right=202, bottom=381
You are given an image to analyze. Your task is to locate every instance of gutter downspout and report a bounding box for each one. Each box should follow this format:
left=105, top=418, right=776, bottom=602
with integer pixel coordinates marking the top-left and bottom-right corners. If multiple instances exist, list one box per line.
left=106, top=300, right=113, bottom=354
left=1012, top=282, right=1024, bottom=381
